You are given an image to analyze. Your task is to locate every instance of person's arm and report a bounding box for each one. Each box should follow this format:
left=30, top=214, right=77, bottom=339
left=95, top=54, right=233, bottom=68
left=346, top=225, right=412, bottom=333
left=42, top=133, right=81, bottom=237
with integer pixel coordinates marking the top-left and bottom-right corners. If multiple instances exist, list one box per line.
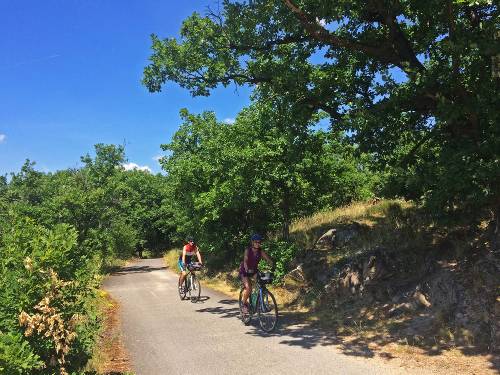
left=196, top=247, right=202, bottom=264
left=182, top=245, right=187, bottom=265
left=261, top=250, right=274, bottom=269
left=243, top=248, right=249, bottom=273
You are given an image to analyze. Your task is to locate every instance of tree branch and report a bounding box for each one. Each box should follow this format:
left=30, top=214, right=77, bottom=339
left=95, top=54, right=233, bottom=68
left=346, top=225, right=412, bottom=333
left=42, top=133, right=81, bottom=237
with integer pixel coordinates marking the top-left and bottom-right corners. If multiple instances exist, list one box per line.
left=282, top=0, right=425, bottom=74
left=228, top=34, right=309, bottom=52
left=370, top=0, right=425, bottom=73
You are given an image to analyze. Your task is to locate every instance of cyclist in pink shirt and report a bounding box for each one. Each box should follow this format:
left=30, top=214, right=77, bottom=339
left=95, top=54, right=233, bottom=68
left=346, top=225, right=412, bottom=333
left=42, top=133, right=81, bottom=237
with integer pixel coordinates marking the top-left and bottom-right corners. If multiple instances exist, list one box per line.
left=239, top=233, right=274, bottom=313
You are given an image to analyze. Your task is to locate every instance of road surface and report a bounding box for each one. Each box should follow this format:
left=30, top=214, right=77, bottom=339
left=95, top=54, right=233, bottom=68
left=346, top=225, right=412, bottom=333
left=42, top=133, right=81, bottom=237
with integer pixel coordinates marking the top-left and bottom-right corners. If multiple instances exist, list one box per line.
left=103, top=258, right=434, bottom=375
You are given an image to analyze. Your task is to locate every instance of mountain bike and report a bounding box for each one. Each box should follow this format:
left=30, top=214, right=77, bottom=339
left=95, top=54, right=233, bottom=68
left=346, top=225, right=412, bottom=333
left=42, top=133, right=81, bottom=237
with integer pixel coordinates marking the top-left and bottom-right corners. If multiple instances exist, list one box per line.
left=178, top=262, right=202, bottom=302
left=238, top=270, right=278, bottom=332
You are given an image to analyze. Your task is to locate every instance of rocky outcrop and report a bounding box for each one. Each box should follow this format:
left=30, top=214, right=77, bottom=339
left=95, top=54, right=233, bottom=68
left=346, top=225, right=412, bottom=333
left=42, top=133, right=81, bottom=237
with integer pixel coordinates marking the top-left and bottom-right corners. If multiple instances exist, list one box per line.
left=314, top=222, right=364, bottom=251
left=288, top=225, right=500, bottom=352
left=324, top=248, right=394, bottom=301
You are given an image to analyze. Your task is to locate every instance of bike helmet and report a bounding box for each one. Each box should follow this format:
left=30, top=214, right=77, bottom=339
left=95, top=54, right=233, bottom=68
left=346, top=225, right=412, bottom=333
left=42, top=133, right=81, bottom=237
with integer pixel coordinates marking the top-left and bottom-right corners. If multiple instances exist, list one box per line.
left=187, top=236, right=195, bottom=243
left=250, top=233, right=263, bottom=241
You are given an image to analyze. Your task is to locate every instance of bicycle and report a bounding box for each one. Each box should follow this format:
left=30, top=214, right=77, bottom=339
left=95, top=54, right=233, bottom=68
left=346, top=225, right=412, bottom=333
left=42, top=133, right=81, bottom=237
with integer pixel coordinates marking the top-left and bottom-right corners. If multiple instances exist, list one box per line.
left=238, top=270, right=278, bottom=332
left=178, top=262, right=202, bottom=302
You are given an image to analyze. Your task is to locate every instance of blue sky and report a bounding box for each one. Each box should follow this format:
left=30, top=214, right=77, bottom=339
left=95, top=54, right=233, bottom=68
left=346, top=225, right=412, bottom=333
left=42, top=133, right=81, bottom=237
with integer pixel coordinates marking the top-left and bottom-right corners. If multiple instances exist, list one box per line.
left=0, top=0, right=251, bottom=175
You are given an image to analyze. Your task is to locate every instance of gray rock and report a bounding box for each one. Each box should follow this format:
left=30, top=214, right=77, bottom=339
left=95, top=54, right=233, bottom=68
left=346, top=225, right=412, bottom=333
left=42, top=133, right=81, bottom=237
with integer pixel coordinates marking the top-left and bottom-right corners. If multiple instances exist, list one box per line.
left=315, top=228, right=336, bottom=251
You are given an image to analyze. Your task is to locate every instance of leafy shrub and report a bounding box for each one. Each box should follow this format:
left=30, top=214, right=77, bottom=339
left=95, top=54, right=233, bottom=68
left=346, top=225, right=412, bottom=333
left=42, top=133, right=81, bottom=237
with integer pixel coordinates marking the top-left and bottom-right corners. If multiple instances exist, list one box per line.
left=0, top=216, right=102, bottom=374
left=262, top=240, right=300, bottom=282
left=0, top=332, right=44, bottom=375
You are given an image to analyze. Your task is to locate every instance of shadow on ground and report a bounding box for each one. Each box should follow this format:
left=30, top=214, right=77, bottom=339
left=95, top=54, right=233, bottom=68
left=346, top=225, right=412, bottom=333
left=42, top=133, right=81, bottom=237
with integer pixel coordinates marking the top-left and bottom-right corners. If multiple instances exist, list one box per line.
left=194, top=302, right=373, bottom=355
left=195, top=299, right=241, bottom=319
left=195, top=299, right=499, bottom=372
left=181, top=296, right=211, bottom=304
left=109, top=265, right=167, bottom=275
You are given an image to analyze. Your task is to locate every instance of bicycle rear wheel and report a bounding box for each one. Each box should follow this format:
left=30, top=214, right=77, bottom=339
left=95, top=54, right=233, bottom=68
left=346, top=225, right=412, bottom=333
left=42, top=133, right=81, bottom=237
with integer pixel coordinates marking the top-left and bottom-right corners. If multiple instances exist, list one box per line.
left=238, top=287, right=252, bottom=325
left=257, top=289, right=278, bottom=332
left=188, top=274, right=201, bottom=302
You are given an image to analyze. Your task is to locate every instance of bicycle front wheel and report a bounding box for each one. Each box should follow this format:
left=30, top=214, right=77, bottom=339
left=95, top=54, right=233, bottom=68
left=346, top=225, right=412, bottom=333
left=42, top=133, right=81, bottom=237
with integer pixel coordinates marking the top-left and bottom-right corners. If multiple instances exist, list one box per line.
left=257, top=289, right=278, bottom=332
left=178, top=276, right=187, bottom=300
left=188, top=274, right=201, bottom=302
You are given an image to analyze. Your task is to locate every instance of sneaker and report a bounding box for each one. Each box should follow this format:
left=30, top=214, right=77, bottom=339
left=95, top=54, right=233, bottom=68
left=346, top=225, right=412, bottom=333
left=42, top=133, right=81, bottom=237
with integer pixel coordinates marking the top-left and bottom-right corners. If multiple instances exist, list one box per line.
left=178, top=285, right=185, bottom=293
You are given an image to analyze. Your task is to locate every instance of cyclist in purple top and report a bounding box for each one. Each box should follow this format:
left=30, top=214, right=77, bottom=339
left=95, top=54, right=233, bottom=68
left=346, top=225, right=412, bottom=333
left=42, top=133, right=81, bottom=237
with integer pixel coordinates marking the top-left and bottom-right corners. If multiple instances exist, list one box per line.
left=239, top=233, right=274, bottom=313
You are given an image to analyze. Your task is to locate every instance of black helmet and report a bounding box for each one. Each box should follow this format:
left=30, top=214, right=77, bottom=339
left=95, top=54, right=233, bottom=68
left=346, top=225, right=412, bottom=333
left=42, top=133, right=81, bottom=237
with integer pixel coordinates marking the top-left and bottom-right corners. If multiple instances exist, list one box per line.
left=187, top=236, right=195, bottom=243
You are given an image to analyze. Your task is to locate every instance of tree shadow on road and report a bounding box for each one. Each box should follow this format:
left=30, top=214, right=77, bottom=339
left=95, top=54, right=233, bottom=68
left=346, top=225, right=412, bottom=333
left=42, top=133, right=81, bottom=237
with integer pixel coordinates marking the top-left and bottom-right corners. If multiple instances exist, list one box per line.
left=191, top=296, right=210, bottom=303
left=108, top=265, right=167, bottom=275
left=189, top=297, right=499, bottom=372
left=194, top=300, right=374, bottom=356
left=195, top=299, right=240, bottom=319
left=243, top=311, right=358, bottom=352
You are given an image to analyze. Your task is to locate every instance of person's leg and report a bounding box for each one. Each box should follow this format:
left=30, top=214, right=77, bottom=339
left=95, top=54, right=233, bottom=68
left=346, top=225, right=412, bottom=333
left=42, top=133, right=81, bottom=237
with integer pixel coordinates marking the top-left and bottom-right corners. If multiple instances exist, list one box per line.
left=241, top=276, right=252, bottom=305
left=178, top=260, right=187, bottom=288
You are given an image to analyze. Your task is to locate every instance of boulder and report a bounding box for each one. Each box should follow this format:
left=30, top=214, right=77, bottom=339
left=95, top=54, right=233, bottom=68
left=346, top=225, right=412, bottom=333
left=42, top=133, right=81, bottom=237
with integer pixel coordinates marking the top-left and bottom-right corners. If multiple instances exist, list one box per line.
left=362, top=251, right=389, bottom=285
left=314, top=222, right=364, bottom=251
left=334, top=222, right=363, bottom=247
left=315, top=228, right=336, bottom=251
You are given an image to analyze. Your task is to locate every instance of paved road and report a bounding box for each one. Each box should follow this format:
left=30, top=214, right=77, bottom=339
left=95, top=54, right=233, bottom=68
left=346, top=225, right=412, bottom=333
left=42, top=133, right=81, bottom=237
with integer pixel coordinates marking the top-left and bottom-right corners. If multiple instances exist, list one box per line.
left=103, top=258, right=433, bottom=375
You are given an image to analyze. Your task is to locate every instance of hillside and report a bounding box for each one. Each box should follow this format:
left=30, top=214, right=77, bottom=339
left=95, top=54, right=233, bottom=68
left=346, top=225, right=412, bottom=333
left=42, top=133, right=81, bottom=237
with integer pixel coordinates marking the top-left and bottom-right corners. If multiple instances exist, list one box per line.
left=166, top=199, right=499, bottom=371
left=285, top=200, right=499, bottom=353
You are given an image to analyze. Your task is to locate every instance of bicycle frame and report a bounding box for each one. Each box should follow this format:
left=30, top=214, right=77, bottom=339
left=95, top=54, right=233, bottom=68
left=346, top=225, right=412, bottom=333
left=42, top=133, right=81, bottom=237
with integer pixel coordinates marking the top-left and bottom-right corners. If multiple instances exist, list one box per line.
left=248, top=276, right=270, bottom=313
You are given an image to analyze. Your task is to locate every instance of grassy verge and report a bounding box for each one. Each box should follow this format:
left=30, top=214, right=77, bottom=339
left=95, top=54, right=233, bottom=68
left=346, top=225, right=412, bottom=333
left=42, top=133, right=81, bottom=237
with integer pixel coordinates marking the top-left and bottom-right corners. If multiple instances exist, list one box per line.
left=85, top=290, right=133, bottom=375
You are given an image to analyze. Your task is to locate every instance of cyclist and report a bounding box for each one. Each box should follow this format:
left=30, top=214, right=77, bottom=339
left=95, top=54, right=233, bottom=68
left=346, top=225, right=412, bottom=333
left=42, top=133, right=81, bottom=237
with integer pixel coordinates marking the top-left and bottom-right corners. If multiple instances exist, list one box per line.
left=178, top=236, right=203, bottom=291
left=239, top=233, right=274, bottom=313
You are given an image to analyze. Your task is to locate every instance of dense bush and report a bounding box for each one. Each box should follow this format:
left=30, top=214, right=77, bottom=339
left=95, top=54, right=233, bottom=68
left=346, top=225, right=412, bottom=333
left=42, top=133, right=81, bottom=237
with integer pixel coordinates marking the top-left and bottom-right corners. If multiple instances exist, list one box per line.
left=0, top=332, right=44, bottom=375
left=262, top=240, right=300, bottom=283
left=0, top=145, right=173, bottom=373
left=0, top=216, right=101, bottom=374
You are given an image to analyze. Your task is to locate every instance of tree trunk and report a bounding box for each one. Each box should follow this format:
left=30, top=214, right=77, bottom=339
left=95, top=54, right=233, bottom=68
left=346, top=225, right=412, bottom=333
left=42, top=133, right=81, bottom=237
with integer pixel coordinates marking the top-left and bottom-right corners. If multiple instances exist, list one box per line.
left=493, top=203, right=500, bottom=252
left=281, top=190, right=291, bottom=241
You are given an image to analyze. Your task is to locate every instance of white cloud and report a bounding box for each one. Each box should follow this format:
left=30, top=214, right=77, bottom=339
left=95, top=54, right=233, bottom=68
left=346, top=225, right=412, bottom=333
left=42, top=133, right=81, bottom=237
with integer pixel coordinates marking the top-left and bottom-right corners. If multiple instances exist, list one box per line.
left=152, top=155, right=162, bottom=162
left=122, top=162, right=152, bottom=173
left=0, top=134, right=6, bottom=143
left=223, top=118, right=236, bottom=125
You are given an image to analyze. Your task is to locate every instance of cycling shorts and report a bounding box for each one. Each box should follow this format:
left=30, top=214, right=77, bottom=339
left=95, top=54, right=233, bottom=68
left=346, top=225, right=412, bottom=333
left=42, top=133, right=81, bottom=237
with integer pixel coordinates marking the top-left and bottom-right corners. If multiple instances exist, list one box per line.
left=178, top=255, right=193, bottom=272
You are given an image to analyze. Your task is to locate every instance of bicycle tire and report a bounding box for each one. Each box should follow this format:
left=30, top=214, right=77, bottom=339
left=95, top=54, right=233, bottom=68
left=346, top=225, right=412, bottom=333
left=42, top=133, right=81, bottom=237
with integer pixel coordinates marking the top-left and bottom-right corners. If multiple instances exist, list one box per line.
left=178, top=275, right=187, bottom=300
left=238, top=287, right=252, bottom=325
left=257, top=289, right=278, bottom=332
left=188, top=274, right=201, bottom=302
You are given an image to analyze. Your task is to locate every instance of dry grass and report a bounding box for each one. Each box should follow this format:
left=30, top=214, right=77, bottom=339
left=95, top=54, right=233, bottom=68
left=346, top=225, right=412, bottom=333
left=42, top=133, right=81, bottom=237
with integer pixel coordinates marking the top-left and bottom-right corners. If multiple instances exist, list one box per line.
left=289, top=199, right=416, bottom=251
left=86, top=290, right=133, bottom=375
left=163, top=248, right=180, bottom=270
left=290, top=199, right=413, bottom=234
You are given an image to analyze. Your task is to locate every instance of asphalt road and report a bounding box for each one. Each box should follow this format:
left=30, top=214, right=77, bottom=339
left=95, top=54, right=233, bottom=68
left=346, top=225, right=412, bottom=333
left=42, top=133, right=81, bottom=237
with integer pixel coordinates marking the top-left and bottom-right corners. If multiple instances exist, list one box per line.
left=103, top=258, right=433, bottom=375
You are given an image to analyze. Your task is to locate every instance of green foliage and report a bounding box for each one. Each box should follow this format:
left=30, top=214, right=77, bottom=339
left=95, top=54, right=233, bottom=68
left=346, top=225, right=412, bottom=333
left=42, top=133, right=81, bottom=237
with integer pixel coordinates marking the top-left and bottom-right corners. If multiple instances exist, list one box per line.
left=160, top=106, right=375, bottom=266
left=0, top=216, right=99, bottom=373
left=262, top=240, right=300, bottom=282
left=143, top=0, right=499, bottom=218
left=0, top=332, right=44, bottom=375
left=0, top=144, right=173, bottom=373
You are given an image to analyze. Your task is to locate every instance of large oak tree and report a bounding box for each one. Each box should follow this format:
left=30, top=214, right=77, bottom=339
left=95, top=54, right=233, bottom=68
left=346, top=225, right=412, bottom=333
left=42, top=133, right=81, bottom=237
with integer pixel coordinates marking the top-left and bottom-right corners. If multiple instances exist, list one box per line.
left=143, top=0, right=499, bottom=222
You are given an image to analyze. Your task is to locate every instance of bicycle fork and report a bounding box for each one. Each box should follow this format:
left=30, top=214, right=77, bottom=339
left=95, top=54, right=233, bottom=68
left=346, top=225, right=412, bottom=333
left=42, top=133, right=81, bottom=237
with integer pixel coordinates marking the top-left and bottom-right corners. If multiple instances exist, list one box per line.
left=252, top=288, right=266, bottom=311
